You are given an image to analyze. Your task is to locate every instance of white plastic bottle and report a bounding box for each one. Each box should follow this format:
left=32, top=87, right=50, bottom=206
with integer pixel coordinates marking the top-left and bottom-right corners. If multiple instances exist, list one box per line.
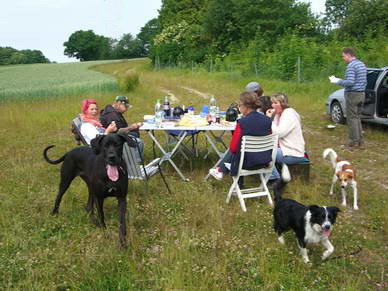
left=154, top=99, right=163, bottom=127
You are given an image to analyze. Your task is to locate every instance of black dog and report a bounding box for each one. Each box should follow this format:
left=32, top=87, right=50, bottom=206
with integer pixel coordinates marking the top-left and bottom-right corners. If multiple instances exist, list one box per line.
left=273, top=187, right=340, bottom=263
left=43, top=133, right=134, bottom=247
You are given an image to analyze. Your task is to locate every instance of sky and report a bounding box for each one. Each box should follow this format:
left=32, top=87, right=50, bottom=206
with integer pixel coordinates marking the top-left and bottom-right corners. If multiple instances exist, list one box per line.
left=1, top=0, right=162, bottom=63
left=1, top=0, right=326, bottom=63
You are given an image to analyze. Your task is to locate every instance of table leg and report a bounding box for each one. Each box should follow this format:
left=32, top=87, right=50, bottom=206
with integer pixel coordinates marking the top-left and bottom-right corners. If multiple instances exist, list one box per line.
left=203, top=131, right=228, bottom=181
left=146, top=130, right=190, bottom=181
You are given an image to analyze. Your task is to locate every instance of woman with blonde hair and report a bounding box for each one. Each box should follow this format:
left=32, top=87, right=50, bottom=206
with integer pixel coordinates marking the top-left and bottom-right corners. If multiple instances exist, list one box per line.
left=266, top=93, right=309, bottom=165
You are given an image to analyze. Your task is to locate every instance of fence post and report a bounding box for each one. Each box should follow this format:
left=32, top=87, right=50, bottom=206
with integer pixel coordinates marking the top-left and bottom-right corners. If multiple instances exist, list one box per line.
left=297, top=56, right=301, bottom=83
left=254, top=63, right=258, bottom=76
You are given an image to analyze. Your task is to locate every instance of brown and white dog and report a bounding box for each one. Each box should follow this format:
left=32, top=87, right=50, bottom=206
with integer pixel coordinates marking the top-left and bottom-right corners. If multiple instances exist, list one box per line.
left=323, top=148, right=358, bottom=210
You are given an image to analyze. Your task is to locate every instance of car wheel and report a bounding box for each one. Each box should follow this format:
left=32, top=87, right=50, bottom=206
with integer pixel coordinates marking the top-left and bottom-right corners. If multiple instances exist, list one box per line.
left=330, top=101, right=345, bottom=124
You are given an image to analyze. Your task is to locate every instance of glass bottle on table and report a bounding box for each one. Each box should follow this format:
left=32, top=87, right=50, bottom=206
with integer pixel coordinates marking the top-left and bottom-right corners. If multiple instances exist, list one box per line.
left=163, top=96, right=170, bottom=117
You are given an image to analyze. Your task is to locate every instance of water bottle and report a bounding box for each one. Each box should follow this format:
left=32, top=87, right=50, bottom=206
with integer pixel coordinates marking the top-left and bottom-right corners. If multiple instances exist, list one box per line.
left=163, top=96, right=170, bottom=117
left=155, top=99, right=161, bottom=115
left=209, top=95, right=217, bottom=115
left=155, top=99, right=163, bottom=127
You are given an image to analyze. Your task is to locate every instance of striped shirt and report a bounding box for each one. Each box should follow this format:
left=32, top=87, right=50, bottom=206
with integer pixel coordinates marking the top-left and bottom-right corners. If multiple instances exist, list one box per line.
left=338, top=59, right=367, bottom=92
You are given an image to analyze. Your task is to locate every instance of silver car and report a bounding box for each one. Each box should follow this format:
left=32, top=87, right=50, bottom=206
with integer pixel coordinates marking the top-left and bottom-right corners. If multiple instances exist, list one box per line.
left=326, top=66, right=388, bottom=126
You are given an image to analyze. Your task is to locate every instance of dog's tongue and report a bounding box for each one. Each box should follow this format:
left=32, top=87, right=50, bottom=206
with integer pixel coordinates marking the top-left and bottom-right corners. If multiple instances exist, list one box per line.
left=323, top=230, right=331, bottom=237
left=106, top=165, right=119, bottom=181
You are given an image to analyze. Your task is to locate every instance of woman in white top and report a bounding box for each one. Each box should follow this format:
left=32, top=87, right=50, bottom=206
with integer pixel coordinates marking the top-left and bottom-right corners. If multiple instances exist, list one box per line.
left=267, top=93, right=309, bottom=164
left=80, top=99, right=117, bottom=145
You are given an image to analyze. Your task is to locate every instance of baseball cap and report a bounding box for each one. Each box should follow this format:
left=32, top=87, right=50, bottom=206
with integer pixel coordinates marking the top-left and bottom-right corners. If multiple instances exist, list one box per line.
left=115, top=95, right=129, bottom=107
left=245, top=82, right=261, bottom=92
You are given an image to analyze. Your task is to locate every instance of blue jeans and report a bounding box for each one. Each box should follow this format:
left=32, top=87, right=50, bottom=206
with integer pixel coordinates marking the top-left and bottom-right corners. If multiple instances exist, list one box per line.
left=268, top=149, right=309, bottom=180
left=276, top=149, right=309, bottom=164
left=219, top=150, right=232, bottom=174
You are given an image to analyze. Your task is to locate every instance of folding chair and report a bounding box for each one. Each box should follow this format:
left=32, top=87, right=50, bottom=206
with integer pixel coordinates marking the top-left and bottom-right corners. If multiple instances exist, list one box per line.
left=123, top=136, right=172, bottom=194
left=225, top=134, right=278, bottom=212
left=71, top=115, right=87, bottom=145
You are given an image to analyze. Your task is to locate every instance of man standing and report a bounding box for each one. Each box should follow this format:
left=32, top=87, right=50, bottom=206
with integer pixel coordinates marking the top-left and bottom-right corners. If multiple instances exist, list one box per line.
left=329, top=47, right=367, bottom=149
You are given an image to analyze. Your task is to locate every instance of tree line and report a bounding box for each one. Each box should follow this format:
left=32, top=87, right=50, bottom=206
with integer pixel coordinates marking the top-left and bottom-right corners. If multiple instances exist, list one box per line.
left=63, top=30, right=147, bottom=62
left=145, top=0, right=387, bottom=80
left=0, top=47, right=50, bottom=65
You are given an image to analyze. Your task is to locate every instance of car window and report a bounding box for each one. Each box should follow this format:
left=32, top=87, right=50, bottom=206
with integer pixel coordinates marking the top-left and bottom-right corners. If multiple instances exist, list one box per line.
left=381, top=73, right=388, bottom=88
left=366, top=70, right=380, bottom=90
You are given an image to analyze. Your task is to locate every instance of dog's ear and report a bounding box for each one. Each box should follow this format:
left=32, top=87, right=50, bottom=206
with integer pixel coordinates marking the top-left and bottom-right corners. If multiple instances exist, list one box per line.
left=91, top=134, right=105, bottom=154
left=327, top=206, right=341, bottom=218
left=308, top=205, right=321, bottom=215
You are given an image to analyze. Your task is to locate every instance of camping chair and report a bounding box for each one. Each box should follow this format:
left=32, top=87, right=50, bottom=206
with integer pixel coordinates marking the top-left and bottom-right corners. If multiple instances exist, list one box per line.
left=224, top=134, right=278, bottom=212
left=71, top=115, right=88, bottom=145
left=123, top=136, right=172, bottom=194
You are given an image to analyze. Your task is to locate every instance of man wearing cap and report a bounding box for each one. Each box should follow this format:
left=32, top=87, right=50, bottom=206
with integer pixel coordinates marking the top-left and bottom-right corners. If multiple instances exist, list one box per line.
left=100, top=96, right=144, bottom=161
left=100, top=96, right=142, bottom=137
left=245, top=81, right=264, bottom=97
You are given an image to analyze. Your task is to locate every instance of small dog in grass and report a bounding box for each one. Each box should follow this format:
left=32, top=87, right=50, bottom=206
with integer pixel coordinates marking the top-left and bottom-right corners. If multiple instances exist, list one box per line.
left=273, top=186, right=340, bottom=264
left=323, top=148, right=358, bottom=210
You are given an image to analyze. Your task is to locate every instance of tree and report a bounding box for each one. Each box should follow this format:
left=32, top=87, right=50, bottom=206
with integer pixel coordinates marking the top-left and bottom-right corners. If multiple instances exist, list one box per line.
left=158, top=0, right=209, bottom=28
left=137, top=18, right=161, bottom=52
left=0, top=47, right=49, bottom=65
left=64, top=30, right=111, bottom=61
left=112, top=33, right=146, bottom=59
left=324, top=0, right=388, bottom=38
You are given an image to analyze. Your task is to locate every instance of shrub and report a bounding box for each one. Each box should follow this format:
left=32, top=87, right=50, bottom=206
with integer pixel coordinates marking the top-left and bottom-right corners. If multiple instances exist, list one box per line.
left=117, top=71, right=139, bottom=92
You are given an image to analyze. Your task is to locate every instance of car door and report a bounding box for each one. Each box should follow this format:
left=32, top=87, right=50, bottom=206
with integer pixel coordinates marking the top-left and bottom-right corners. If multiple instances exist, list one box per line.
left=376, top=71, right=388, bottom=118
left=361, top=70, right=381, bottom=118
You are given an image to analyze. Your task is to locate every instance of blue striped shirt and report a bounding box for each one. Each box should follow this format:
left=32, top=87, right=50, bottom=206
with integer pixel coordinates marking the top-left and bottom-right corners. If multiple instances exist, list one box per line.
left=338, top=59, right=367, bottom=92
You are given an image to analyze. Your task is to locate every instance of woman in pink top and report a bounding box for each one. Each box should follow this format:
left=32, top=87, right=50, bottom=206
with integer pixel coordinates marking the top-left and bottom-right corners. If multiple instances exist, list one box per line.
left=266, top=93, right=309, bottom=164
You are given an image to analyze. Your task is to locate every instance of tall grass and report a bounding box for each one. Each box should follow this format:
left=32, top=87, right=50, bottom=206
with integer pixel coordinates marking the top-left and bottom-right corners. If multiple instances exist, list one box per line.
left=0, top=60, right=121, bottom=102
left=0, top=59, right=386, bottom=290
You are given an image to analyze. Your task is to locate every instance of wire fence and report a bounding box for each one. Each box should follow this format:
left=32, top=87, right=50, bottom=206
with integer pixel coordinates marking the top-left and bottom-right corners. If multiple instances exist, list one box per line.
left=152, top=55, right=344, bottom=82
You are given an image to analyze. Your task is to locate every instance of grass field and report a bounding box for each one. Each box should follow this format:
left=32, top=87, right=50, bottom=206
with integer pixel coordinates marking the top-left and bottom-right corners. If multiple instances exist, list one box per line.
left=0, top=60, right=120, bottom=102
left=0, top=59, right=387, bottom=290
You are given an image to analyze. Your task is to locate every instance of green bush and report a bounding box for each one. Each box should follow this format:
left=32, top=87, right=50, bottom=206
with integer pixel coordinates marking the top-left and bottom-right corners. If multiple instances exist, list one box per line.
left=117, top=71, right=139, bottom=92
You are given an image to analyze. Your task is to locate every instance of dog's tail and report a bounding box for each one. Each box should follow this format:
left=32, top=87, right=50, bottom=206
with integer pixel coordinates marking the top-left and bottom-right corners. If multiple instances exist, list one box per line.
left=323, top=148, right=337, bottom=169
left=43, top=145, right=66, bottom=165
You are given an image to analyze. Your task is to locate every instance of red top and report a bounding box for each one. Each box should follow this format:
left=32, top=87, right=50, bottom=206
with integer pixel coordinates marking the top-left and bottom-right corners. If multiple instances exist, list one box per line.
left=229, top=123, right=242, bottom=153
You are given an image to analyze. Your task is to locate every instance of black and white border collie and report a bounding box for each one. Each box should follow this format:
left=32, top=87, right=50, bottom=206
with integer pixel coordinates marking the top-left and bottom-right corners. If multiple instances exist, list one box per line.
left=273, top=188, right=340, bottom=263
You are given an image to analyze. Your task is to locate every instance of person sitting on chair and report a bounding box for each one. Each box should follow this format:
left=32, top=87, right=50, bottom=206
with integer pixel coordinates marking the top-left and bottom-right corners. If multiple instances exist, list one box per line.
left=100, top=96, right=142, bottom=137
left=209, top=91, right=273, bottom=180
left=266, top=93, right=309, bottom=165
left=100, top=95, right=144, bottom=162
left=79, top=99, right=117, bottom=145
left=245, top=81, right=264, bottom=97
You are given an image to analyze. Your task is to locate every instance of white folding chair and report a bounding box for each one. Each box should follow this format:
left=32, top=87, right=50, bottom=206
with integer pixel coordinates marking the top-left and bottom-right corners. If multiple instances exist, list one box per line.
left=123, top=138, right=172, bottom=194
left=225, top=134, right=278, bottom=212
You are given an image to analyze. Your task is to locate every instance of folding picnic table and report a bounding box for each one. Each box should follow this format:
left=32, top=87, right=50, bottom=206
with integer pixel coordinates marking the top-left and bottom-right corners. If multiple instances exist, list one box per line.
left=140, top=120, right=236, bottom=181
